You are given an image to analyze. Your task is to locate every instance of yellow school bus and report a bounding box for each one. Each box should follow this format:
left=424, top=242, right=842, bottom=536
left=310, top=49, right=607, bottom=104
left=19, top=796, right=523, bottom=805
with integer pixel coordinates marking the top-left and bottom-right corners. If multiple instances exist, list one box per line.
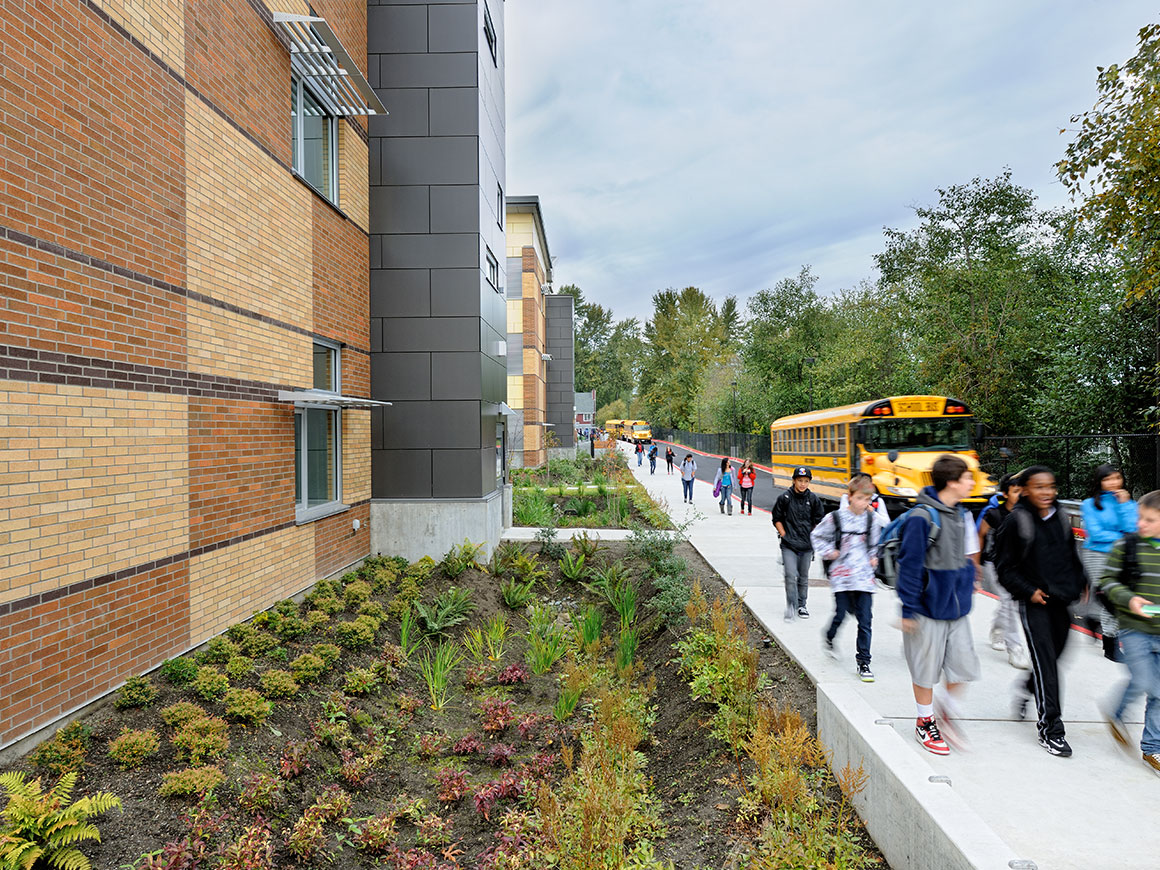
left=605, top=419, right=626, bottom=439
left=769, top=395, right=997, bottom=510
left=624, top=420, right=652, bottom=444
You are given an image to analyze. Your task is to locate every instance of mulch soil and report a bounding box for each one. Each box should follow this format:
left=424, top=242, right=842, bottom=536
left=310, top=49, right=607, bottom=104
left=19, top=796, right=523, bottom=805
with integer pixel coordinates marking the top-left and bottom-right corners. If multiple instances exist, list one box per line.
left=3, top=541, right=884, bottom=869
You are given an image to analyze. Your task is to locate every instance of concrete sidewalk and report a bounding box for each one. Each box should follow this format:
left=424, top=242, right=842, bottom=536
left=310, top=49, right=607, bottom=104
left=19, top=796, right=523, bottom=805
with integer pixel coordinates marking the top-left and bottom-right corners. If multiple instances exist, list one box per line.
left=621, top=445, right=1157, bottom=870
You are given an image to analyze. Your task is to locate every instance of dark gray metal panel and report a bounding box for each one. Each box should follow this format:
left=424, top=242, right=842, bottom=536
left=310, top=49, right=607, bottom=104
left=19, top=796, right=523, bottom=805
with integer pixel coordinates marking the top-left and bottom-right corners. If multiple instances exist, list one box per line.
left=373, top=449, right=432, bottom=499
left=370, top=269, right=432, bottom=318
left=430, top=185, right=481, bottom=233
left=372, top=352, right=432, bottom=401
left=368, top=89, right=429, bottom=138
left=369, top=186, right=430, bottom=234
left=382, top=317, right=480, bottom=352
left=378, top=53, right=477, bottom=89
left=430, top=268, right=481, bottom=316
left=432, top=448, right=488, bottom=498
left=370, top=318, right=384, bottom=353
left=428, top=4, right=478, bottom=53
left=380, top=234, right=478, bottom=269
left=482, top=353, right=505, bottom=402
left=381, top=137, right=479, bottom=186
left=380, top=401, right=480, bottom=449
left=429, top=88, right=478, bottom=136
left=369, top=235, right=382, bottom=269
left=431, top=352, right=483, bottom=400
left=368, top=5, right=428, bottom=54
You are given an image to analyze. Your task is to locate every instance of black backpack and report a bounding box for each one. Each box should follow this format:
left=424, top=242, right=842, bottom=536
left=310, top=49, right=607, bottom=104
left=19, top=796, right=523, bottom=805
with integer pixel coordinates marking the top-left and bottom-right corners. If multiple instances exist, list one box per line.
left=822, top=510, right=874, bottom=579
left=1095, top=534, right=1141, bottom=611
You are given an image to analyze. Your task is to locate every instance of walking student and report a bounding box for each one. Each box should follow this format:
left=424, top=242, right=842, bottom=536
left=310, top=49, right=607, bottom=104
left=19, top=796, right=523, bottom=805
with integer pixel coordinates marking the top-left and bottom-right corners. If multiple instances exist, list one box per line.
left=648, top=443, right=658, bottom=475
left=1099, top=489, right=1160, bottom=777
left=635, top=442, right=644, bottom=466
left=1081, top=463, right=1138, bottom=660
left=995, top=465, right=1087, bottom=758
left=977, top=473, right=1031, bottom=670
left=738, top=459, right=757, bottom=516
left=665, top=446, right=675, bottom=475
left=772, top=467, right=824, bottom=621
left=713, top=458, right=735, bottom=516
left=896, top=455, right=980, bottom=756
left=812, top=476, right=885, bottom=682
left=680, top=453, right=697, bottom=504
left=839, top=472, right=890, bottom=525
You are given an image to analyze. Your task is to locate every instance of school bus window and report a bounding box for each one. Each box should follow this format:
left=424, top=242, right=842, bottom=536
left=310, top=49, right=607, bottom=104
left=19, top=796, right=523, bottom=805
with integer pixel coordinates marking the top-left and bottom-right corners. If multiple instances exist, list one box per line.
left=829, top=424, right=837, bottom=452
left=838, top=425, right=847, bottom=454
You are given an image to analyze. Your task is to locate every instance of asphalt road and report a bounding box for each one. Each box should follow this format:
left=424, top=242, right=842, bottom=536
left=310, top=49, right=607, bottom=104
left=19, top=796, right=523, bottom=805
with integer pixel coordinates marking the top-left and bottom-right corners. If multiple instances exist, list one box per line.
left=640, top=442, right=784, bottom=514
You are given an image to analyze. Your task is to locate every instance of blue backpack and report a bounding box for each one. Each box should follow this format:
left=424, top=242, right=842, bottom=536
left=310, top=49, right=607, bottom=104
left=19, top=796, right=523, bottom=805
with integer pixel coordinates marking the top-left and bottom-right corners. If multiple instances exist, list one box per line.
left=874, top=505, right=942, bottom=589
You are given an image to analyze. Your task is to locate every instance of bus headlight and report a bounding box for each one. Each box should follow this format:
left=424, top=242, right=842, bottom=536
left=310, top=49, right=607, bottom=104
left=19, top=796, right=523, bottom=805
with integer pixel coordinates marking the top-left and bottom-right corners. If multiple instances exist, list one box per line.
left=887, top=486, right=917, bottom=496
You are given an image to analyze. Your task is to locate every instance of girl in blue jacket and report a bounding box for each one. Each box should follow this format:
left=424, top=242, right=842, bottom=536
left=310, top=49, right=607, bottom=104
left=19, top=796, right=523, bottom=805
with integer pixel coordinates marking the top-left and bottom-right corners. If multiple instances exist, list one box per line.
left=1080, top=463, right=1138, bottom=659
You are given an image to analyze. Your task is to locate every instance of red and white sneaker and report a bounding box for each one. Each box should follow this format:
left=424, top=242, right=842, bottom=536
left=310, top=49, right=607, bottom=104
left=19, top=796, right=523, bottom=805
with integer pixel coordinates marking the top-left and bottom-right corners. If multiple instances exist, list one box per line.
left=915, top=717, right=950, bottom=755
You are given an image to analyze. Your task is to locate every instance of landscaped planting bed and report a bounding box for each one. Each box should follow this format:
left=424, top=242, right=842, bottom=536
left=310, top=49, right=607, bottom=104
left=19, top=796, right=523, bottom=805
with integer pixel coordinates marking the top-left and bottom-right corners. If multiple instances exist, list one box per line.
left=511, top=453, right=673, bottom=529
left=0, top=531, right=885, bottom=869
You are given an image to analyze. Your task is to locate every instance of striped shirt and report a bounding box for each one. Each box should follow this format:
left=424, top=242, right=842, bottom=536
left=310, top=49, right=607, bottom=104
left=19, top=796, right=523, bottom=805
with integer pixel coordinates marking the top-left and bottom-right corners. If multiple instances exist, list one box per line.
left=1101, top=535, right=1160, bottom=635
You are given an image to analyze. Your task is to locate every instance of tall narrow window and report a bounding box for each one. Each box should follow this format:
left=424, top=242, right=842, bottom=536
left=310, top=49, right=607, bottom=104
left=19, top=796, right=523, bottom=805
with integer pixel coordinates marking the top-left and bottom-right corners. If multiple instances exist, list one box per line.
left=295, top=341, right=343, bottom=519
left=497, top=184, right=504, bottom=228
left=486, top=247, right=500, bottom=291
left=483, top=2, right=497, bottom=65
left=292, top=75, right=337, bottom=202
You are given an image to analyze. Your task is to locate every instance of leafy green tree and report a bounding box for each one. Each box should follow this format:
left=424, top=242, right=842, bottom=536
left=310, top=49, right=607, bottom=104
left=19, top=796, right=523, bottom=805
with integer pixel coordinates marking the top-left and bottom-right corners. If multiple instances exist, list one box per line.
left=557, top=284, right=614, bottom=400
left=595, top=398, right=627, bottom=427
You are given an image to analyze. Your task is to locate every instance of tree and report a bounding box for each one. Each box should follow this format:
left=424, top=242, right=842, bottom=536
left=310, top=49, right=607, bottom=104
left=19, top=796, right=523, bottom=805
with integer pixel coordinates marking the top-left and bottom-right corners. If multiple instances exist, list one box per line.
left=1057, top=23, right=1160, bottom=300
left=557, top=284, right=613, bottom=398
left=595, top=398, right=627, bottom=427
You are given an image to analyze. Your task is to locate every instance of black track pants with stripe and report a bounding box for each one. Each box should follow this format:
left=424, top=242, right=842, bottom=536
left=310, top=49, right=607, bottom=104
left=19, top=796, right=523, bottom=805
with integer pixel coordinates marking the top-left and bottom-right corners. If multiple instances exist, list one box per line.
left=1019, top=599, right=1072, bottom=740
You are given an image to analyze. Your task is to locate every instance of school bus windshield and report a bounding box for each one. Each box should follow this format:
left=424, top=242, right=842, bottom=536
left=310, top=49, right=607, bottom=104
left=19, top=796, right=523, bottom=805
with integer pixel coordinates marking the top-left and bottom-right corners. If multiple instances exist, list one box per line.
left=632, top=425, right=650, bottom=433
left=864, top=418, right=972, bottom=452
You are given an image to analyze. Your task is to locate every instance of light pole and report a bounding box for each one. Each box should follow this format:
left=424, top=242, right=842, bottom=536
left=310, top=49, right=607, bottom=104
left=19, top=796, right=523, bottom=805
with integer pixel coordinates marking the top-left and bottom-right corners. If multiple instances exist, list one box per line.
left=803, top=358, right=816, bottom=411
left=731, top=380, right=738, bottom=458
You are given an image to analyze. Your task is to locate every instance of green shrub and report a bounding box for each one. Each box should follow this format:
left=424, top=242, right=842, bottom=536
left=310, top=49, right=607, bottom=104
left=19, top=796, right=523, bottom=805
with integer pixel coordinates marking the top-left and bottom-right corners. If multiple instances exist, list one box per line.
left=191, top=666, right=229, bottom=701
left=290, top=653, right=327, bottom=684
left=650, top=572, right=691, bottom=628
left=236, top=772, right=283, bottom=814
left=365, top=559, right=398, bottom=594
left=268, top=646, right=288, bottom=664
left=223, top=688, right=273, bottom=725
left=358, top=600, right=386, bottom=621
left=225, top=655, right=255, bottom=681
left=440, top=539, right=484, bottom=579
left=343, top=580, right=372, bottom=609
left=239, top=630, right=278, bottom=658
left=259, top=669, right=299, bottom=699
left=172, top=716, right=230, bottom=764
left=159, top=765, right=225, bottom=798
left=513, top=489, right=554, bottom=526
left=343, top=667, right=382, bottom=696
left=159, top=701, right=207, bottom=729
left=0, top=771, right=120, bottom=870
left=112, top=675, right=158, bottom=710
left=271, top=615, right=308, bottom=642
left=199, top=637, right=239, bottom=665
left=312, top=643, right=341, bottom=668
left=500, top=577, right=536, bottom=610
left=334, top=618, right=376, bottom=651
left=414, top=586, right=475, bottom=635
left=107, top=728, right=160, bottom=769
left=310, top=595, right=343, bottom=615
left=305, top=610, right=331, bottom=630
left=159, top=657, right=199, bottom=687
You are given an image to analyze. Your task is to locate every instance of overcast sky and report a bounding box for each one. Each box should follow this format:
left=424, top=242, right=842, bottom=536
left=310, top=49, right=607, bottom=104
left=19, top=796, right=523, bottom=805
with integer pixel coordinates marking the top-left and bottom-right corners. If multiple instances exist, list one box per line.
left=505, top=1, right=1148, bottom=322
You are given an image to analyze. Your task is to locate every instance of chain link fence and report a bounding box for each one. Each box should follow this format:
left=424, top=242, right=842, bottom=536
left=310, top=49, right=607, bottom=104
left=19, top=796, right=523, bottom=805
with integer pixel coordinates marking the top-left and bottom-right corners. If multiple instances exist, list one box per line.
left=651, top=428, right=772, bottom=464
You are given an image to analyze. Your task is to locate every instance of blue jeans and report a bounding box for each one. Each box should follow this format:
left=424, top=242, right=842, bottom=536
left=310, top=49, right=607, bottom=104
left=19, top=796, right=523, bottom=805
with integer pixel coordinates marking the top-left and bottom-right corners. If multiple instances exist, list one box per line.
left=637, top=452, right=642, bottom=466
left=827, top=590, right=873, bottom=666
left=649, top=457, right=656, bottom=473
left=718, top=483, right=732, bottom=510
left=781, top=545, right=812, bottom=611
left=1118, top=630, right=1160, bottom=754
left=682, top=479, right=694, bottom=500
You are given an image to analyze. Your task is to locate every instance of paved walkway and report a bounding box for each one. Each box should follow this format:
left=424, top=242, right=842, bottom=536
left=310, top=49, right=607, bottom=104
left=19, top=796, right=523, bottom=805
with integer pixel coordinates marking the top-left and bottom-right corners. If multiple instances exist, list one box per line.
left=619, top=444, right=1157, bottom=870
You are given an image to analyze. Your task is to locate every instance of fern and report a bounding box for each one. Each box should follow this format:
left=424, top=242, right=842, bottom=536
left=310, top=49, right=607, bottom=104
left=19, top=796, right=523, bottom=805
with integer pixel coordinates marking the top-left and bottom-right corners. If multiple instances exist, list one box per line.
left=0, top=771, right=120, bottom=870
left=413, top=587, right=475, bottom=635
left=557, top=550, right=586, bottom=582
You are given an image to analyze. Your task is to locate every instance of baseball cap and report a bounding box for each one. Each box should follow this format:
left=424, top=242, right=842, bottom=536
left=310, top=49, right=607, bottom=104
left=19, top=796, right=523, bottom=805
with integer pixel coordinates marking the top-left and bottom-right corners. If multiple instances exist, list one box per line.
left=792, top=466, right=812, bottom=479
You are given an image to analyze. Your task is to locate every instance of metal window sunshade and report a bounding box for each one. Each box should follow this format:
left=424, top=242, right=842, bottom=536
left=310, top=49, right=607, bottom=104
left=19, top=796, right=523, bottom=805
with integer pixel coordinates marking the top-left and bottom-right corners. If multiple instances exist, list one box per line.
left=278, top=390, right=392, bottom=409
left=273, top=13, right=387, bottom=116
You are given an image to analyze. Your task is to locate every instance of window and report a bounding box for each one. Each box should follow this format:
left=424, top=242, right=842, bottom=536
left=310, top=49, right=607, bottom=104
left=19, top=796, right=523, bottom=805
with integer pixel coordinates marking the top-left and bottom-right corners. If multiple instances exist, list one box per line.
left=292, top=75, right=337, bottom=202
left=497, top=184, right=504, bottom=228
left=486, top=247, right=500, bottom=291
left=483, top=2, right=497, bottom=65
left=295, top=342, right=343, bottom=519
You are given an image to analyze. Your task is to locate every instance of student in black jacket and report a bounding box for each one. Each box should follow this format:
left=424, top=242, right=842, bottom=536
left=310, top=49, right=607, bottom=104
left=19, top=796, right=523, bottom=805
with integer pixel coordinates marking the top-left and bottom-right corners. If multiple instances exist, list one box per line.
left=995, top=465, right=1087, bottom=758
left=772, top=467, right=825, bottom=622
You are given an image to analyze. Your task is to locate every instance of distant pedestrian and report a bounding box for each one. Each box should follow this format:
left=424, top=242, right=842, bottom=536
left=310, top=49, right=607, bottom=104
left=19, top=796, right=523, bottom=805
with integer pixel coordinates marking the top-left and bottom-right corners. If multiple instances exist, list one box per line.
left=977, top=473, right=1031, bottom=670
left=996, top=465, right=1087, bottom=758
left=772, top=466, right=824, bottom=621
left=738, top=459, right=757, bottom=516
left=680, top=454, right=697, bottom=503
left=1099, top=489, right=1160, bottom=777
left=812, top=476, right=885, bottom=682
left=839, top=472, right=890, bottom=525
left=635, top=442, right=644, bottom=466
left=648, top=444, right=658, bottom=475
left=713, top=458, right=735, bottom=516
left=896, top=455, right=980, bottom=756
left=1081, top=463, right=1138, bottom=660
left=665, top=446, right=675, bottom=475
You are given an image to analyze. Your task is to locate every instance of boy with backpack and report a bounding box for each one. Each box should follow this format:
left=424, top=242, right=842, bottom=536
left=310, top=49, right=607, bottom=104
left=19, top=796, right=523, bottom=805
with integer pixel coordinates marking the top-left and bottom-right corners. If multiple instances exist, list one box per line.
left=772, top=467, right=825, bottom=621
left=811, top=477, right=885, bottom=682
left=1099, top=489, right=1160, bottom=776
left=893, top=455, right=980, bottom=755
left=648, top=443, right=658, bottom=474
left=995, top=465, right=1087, bottom=758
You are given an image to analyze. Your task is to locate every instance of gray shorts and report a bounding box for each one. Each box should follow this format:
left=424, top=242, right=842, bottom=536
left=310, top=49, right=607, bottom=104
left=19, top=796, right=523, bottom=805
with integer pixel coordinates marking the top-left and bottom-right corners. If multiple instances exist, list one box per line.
left=903, top=614, right=980, bottom=688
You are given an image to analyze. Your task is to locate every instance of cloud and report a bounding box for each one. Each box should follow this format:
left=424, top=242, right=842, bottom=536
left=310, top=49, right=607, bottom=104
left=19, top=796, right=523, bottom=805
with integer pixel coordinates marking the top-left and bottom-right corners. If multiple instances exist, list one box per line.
left=506, top=0, right=1147, bottom=321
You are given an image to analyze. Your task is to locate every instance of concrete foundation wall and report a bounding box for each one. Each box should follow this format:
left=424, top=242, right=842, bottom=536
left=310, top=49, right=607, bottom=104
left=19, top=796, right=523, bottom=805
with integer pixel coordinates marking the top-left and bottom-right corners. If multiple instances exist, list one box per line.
left=371, top=489, right=505, bottom=562
left=816, top=682, right=1025, bottom=870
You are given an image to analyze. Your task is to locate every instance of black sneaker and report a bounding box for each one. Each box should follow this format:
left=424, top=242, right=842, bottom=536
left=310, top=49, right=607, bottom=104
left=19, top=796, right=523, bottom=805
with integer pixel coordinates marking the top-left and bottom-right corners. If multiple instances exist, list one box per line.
left=857, top=663, right=875, bottom=683
left=1038, top=734, right=1073, bottom=757
left=822, top=634, right=838, bottom=660
left=1012, top=683, right=1032, bottom=721
left=797, top=606, right=809, bottom=619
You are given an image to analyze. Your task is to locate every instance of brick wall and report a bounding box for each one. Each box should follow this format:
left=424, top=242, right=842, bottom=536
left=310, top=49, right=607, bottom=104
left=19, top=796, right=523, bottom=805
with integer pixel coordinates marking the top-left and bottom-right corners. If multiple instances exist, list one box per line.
left=0, top=0, right=375, bottom=747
